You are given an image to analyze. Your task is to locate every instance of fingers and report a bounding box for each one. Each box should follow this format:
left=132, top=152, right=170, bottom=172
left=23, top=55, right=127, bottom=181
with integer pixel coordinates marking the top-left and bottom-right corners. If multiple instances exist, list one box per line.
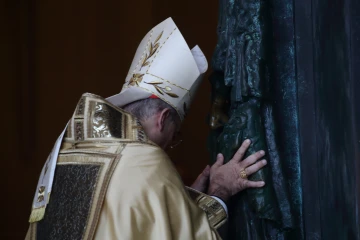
left=240, top=150, right=265, bottom=168
left=196, top=165, right=210, bottom=181
left=232, top=139, right=251, bottom=162
left=242, top=179, right=265, bottom=188
left=202, top=165, right=210, bottom=177
left=245, top=159, right=267, bottom=176
left=190, top=165, right=210, bottom=192
left=212, top=153, right=224, bottom=169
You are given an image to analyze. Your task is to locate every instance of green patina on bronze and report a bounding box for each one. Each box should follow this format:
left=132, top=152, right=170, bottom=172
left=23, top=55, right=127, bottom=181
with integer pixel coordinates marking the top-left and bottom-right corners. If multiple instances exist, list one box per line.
left=207, top=0, right=301, bottom=239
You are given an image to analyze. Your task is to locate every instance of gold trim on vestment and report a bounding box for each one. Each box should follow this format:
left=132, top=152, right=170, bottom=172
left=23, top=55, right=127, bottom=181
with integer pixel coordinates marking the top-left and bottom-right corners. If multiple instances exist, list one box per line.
left=28, top=93, right=156, bottom=239
left=185, top=187, right=227, bottom=230
left=56, top=144, right=125, bottom=240
left=26, top=222, right=37, bottom=240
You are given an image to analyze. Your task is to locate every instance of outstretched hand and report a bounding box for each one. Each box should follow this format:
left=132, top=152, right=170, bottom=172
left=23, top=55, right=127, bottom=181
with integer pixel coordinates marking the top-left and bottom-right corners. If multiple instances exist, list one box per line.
left=207, top=139, right=267, bottom=202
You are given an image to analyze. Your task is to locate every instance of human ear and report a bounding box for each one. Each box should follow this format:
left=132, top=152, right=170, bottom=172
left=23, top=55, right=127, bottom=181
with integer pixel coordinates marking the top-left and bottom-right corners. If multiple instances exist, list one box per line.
left=157, top=108, right=171, bottom=132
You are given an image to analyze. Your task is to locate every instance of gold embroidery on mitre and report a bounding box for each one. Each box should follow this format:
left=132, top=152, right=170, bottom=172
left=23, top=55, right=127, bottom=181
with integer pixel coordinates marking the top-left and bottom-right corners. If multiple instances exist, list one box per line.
left=140, top=31, right=163, bottom=70
left=146, top=73, right=190, bottom=92
left=132, top=31, right=153, bottom=74
left=128, top=73, right=181, bottom=98
left=121, top=83, right=183, bottom=119
left=146, top=28, right=177, bottom=72
left=126, top=27, right=182, bottom=97
left=128, top=74, right=144, bottom=86
left=144, top=81, right=179, bottom=98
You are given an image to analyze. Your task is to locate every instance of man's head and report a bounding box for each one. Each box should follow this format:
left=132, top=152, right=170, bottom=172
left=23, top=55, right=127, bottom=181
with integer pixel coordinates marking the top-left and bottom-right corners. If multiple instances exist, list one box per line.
left=122, top=98, right=181, bottom=149
left=107, top=18, right=208, bottom=148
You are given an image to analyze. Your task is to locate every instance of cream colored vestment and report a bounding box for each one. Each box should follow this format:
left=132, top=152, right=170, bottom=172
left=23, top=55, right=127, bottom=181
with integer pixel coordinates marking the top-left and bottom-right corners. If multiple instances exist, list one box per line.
left=26, top=93, right=226, bottom=240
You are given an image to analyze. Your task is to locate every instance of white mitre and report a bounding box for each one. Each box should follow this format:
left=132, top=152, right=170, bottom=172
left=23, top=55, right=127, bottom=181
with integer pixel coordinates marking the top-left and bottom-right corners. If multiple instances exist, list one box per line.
left=107, top=17, right=208, bottom=121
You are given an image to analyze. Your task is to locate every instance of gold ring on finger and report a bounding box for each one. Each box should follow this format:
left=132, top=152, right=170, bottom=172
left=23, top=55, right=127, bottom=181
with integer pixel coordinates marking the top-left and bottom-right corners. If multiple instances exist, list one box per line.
left=239, top=169, right=247, bottom=179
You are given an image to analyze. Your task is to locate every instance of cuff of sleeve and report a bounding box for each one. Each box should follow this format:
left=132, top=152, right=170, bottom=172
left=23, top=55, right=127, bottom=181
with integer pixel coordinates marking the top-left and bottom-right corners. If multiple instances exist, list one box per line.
left=211, top=196, right=228, bottom=217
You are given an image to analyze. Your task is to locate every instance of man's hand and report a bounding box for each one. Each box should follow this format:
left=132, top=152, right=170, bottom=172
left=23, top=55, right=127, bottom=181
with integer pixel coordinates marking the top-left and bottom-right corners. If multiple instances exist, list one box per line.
left=190, top=165, right=210, bottom=193
left=207, top=139, right=267, bottom=202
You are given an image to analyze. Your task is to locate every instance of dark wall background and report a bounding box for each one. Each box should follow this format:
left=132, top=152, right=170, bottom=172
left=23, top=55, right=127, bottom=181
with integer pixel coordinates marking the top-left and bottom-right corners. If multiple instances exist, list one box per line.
left=1, top=0, right=218, bottom=238
left=2, top=0, right=360, bottom=239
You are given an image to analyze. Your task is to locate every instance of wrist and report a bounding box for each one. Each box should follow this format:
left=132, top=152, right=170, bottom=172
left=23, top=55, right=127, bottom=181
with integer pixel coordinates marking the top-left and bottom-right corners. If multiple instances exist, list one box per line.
left=207, top=184, right=230, bottom=202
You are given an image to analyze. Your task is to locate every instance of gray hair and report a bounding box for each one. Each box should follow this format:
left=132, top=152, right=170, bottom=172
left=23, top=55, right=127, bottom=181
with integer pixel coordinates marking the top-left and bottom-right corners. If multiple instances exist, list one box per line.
left=122, top=98, right=180, bottom=124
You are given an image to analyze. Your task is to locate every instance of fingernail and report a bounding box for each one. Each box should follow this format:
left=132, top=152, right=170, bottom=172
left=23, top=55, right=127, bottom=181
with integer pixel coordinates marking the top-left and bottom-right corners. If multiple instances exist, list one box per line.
left=245, top=139, right=251, bottom=144
left=217, top=153, right=222, bottom=157
left=261, top=181, right=265, bottom=186
left=260, top=150, right=265, bottom=155
left=262, top=160, right=267, bottom=165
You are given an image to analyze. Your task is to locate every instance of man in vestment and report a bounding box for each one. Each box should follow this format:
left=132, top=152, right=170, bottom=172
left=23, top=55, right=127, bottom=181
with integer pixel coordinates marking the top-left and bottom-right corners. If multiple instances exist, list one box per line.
left=25, top=18, right=267, bottom=240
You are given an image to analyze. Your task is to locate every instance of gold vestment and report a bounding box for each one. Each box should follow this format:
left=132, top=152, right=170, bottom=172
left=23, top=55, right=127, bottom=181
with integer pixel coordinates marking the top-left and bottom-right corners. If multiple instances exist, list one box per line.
left=25, top=93, right=226, bottom=240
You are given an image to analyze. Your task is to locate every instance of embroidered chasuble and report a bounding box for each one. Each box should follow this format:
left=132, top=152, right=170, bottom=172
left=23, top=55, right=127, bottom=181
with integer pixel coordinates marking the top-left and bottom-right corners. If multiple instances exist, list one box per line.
left=25, top=93, right=226, bottom=240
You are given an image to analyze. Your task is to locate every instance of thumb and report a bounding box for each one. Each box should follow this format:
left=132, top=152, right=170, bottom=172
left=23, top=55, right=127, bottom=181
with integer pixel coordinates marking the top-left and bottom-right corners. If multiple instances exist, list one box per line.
left=212, top=153, right=224, bottom=169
